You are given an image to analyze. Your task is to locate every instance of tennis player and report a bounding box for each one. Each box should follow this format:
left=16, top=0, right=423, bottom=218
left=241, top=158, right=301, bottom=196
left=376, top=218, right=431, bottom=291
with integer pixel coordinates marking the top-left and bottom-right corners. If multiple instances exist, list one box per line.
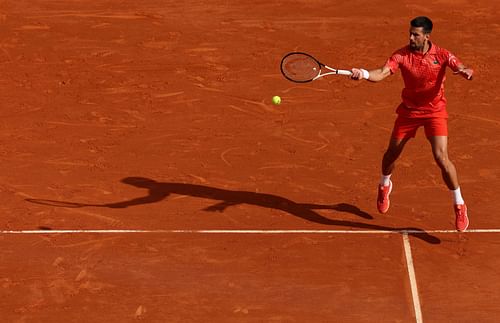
left=350, top=16, right=473, bottom=231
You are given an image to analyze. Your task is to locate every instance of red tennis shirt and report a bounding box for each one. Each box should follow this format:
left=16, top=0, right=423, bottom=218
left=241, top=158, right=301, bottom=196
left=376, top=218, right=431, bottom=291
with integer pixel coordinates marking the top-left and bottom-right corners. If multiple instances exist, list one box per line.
left=384, top=42, right=463, bottom=118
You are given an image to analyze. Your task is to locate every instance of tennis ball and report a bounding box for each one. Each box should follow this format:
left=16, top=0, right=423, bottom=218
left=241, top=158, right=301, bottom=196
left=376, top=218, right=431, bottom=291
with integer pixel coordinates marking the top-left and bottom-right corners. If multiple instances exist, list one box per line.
left=272, top=95, right=281, bottom=105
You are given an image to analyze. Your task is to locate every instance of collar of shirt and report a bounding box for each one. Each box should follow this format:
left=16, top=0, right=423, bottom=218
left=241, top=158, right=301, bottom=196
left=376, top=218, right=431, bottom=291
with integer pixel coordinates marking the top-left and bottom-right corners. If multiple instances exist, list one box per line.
left=409, top=41, right=437, bottom=57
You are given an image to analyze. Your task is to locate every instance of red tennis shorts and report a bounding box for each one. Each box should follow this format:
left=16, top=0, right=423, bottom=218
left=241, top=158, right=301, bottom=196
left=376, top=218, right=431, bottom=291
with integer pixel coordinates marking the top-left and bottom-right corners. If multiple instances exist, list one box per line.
left=391, top=115, right=448, bottom=139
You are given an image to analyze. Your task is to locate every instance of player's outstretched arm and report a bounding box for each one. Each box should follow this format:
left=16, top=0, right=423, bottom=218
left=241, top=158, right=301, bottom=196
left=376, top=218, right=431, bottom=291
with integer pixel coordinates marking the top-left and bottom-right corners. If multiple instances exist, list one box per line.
left=351, top=65, right=391, bottom=82
left=454, top=64, right=474, bottom=80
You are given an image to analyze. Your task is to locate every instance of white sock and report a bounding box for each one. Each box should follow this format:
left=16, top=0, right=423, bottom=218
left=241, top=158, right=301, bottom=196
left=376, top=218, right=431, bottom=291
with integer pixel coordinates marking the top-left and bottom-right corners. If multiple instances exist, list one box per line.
left=452, top=187, right=465, bottom=205
left=380, top=174, right=392, bottom=186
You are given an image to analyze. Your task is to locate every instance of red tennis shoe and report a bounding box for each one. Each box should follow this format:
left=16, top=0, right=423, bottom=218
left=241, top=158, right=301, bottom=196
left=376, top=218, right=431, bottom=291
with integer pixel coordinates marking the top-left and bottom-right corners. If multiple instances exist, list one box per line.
left=377, top=180, right=392, bottom=214
left=454, top=204, right=469, bottom=232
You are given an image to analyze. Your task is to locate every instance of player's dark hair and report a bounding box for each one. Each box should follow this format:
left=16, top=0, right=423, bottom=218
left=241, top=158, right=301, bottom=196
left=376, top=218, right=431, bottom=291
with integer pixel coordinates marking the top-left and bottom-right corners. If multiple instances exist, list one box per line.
left=410, top=16, right=433, bottom=34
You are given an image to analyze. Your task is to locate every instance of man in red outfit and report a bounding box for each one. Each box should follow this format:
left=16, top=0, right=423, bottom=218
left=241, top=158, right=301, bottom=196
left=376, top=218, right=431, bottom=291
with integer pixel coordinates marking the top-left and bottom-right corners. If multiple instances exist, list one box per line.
left=351, top=16, right=473, bottom=231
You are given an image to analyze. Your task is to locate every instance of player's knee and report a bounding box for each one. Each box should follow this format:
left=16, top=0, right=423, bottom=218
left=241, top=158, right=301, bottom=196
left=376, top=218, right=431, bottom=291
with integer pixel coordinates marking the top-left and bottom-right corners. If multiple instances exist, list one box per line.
left=433, top=152, right=450, bottom=170
left=382, top=151, right=393, bottom=163
left=384, top=148, right=401, bottom=162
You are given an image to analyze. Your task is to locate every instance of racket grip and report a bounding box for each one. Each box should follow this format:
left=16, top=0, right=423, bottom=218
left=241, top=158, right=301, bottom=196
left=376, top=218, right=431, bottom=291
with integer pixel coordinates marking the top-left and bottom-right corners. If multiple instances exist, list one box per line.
left=337, top=70, right=353, bottom=76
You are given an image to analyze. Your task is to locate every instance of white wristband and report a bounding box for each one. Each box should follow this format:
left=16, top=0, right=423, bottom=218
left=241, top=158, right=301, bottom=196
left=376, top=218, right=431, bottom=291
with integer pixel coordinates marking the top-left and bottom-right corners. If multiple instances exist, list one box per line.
left=360, top=68, right=370, bottom=80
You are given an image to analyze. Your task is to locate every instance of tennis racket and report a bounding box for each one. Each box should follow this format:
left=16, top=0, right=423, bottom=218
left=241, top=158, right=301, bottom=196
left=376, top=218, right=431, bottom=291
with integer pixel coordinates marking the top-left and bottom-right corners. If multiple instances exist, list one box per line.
left=280, top=52, right=352, bottom=83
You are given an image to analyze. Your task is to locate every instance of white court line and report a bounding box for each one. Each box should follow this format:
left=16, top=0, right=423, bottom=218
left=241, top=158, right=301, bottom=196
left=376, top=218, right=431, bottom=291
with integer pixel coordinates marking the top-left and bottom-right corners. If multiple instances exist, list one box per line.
left=1, top=229, right=500, bottom=234
left=403, top=233, right=423, bottom=323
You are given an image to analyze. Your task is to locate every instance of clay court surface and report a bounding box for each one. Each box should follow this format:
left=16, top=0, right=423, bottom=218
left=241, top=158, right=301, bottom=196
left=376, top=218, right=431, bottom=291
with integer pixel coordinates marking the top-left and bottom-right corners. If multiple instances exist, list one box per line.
left=1, top=0, right=500, bottom=322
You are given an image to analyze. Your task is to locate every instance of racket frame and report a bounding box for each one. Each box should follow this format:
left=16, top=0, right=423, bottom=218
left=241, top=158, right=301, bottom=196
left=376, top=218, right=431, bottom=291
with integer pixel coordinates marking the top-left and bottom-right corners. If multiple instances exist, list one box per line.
left=280, top=51, right=352, bottom=83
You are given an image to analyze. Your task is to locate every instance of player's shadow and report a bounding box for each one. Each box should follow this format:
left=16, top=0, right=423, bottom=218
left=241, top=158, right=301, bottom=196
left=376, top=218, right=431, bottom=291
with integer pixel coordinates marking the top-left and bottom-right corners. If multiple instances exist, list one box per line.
left=26, top=177, right=440, bottom=244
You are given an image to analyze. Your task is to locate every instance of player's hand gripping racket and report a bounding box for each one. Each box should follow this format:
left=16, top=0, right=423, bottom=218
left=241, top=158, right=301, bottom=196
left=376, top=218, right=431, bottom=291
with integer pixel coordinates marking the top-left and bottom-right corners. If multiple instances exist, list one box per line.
left=280, top=52, right=352, bottom=83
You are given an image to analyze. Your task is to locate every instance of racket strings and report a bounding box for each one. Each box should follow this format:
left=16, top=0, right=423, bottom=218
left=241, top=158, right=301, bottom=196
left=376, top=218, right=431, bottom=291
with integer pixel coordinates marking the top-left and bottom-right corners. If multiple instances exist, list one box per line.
left=281, top=53, right=321, bottom=82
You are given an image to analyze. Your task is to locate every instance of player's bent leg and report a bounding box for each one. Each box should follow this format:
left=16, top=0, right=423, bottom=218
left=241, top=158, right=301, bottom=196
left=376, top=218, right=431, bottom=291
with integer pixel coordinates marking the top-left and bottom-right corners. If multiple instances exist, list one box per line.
left=429, top=136, right=459, bottom=189
left=428, top=135, right=469, bottom=231
left=378, top=137, right=410, bottom=213
left=382, top=137, right=411, bottom=176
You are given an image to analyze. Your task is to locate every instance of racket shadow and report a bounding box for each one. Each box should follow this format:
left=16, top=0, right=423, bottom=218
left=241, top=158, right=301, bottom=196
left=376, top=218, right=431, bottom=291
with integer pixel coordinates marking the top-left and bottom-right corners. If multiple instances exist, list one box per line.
left=25, top=176, right=440, bottom=244
left=26, top=199, right=91, bottom=208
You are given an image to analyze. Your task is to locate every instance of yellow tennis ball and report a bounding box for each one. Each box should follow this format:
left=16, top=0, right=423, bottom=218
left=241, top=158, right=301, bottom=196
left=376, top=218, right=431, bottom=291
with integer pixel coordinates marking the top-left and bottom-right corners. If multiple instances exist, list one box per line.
left=272, top=95, right=281, bottom=105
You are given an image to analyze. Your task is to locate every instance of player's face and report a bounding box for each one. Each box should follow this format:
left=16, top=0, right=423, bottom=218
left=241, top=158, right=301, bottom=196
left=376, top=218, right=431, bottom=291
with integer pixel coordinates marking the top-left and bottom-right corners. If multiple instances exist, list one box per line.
left=409, top=27, right=429, bottom=51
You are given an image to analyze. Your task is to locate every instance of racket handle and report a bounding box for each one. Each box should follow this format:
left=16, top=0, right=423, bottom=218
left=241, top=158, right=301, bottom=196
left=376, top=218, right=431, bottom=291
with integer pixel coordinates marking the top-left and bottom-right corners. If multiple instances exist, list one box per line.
left=337, top=70, right=352, bottom=76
